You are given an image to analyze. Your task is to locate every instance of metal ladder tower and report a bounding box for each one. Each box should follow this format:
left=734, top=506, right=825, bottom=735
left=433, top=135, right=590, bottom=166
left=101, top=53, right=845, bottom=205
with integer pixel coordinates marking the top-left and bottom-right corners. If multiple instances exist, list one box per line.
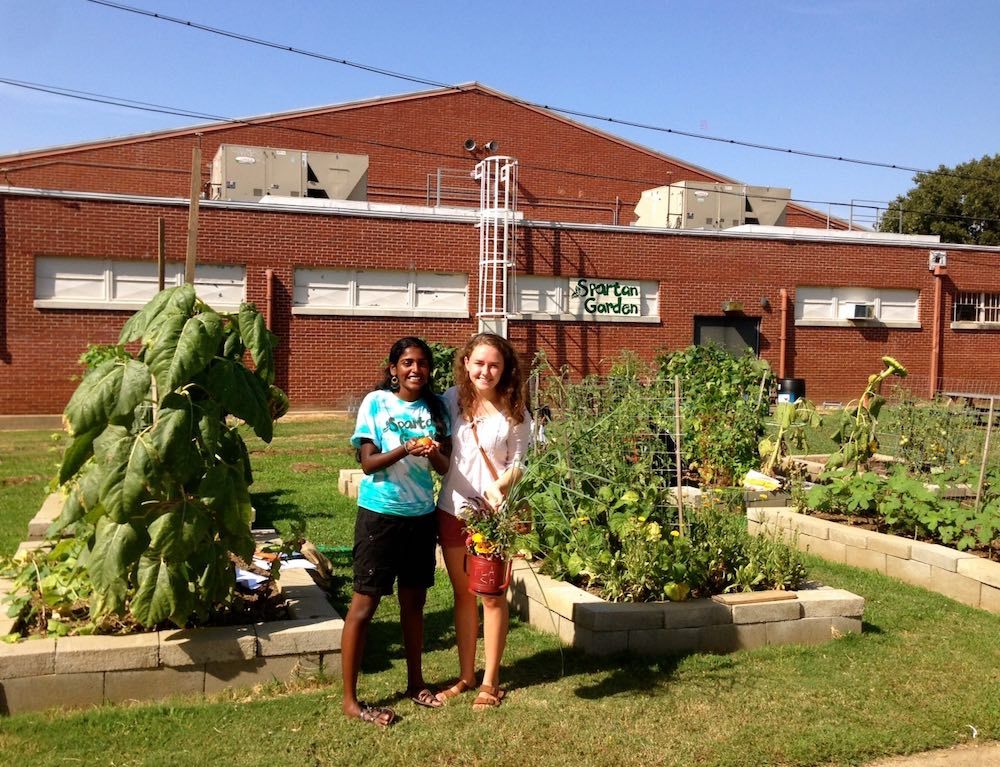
left=475, top=155, right=518, bottom=337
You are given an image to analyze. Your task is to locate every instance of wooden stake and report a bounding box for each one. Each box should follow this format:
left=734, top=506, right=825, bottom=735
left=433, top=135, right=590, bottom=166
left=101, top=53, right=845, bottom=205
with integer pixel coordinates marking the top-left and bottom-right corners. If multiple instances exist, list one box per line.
left=156, top=217, right=165, bottom=291
left=185, top=145, right=201, bottom=286
left=674, top=374, right=684, bottom=534
left=974, top=398, right=995, bottom=514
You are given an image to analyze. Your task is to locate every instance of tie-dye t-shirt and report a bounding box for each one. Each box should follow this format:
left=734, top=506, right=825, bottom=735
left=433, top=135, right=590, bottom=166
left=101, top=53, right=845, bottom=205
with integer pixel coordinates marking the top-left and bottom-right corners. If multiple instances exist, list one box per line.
left=350, top=390, right=448, bottom=517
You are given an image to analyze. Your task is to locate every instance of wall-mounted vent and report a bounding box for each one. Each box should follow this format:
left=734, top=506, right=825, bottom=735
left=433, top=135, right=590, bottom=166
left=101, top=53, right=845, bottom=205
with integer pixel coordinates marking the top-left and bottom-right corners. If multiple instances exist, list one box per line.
left=210, top=145, right=368, bottom=202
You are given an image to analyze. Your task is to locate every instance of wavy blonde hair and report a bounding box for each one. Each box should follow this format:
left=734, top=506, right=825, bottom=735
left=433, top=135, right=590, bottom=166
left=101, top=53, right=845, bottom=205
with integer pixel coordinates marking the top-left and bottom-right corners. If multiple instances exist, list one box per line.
left=454, top=333, right=526, bottom=425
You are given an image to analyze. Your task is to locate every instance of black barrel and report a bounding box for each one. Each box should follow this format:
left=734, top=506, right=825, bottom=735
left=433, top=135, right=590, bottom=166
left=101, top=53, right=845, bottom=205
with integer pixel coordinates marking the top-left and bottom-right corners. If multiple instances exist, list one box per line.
left=777, top=378, right=806, bottom=404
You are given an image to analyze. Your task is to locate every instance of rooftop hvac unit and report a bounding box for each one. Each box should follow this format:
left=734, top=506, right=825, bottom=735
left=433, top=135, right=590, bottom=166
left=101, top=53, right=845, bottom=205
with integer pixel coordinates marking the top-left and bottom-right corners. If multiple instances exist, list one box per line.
left=633, top=181, right=790, bottom=230
left=210, top=145, right=368, bottom=202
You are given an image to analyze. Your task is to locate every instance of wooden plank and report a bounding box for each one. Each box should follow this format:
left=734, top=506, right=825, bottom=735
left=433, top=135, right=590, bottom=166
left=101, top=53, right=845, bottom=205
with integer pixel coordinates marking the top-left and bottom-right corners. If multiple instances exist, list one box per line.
left=712, top=590, right=798, bottom=606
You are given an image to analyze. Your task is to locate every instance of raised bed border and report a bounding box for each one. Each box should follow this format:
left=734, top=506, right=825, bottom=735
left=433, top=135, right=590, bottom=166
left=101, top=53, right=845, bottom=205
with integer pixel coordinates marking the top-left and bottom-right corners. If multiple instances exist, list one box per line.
left=507, top=559, right=864, bottom=656
left=749, top=506, right=1000, bottom=613
left=1, top=496, right=344, bottom=716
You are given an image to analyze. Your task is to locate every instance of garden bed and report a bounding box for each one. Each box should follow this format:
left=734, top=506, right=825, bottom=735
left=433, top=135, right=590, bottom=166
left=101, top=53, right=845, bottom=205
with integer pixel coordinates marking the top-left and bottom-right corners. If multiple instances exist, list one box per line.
left=506, top=559, right=863, bottom=656
left=749, top=506, right=1000, bottom=613
left=1, top=498, right=344, bottom=716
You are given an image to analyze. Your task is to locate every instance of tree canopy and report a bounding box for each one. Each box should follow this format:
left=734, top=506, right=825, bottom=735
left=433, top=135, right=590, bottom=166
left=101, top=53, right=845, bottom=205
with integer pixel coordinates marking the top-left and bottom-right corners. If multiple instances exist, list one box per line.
left=878, top=154, right=1000, bottom=245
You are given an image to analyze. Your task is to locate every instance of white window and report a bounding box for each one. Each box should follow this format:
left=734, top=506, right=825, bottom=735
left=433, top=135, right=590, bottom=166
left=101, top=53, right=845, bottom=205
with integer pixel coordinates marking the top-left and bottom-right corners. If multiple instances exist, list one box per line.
left=794, top=286, right=919, bottom=327
left=512, top=275, right=659, bottom=323
left=35, top=257, right=246, bottom=311
left=953, top=291, right=1000, bottom=325
left=292, top=268, right=468, bottom=318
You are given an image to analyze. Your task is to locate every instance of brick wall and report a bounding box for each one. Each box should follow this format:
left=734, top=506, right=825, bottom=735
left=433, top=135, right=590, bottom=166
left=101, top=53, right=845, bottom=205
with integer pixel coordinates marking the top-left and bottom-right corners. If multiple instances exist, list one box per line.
left=3, top=193, right=998, bottom=415
left=0, top=86, right=833, bottom=230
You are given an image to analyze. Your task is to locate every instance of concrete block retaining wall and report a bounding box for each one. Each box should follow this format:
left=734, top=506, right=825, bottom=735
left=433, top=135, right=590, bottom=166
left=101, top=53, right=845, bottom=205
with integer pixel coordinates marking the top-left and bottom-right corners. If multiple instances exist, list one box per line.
left=506, top=560, right=864, bottom=656
left=749, top=507, right=1000, bottom=612
left=2, top=515, right=344, bottom=715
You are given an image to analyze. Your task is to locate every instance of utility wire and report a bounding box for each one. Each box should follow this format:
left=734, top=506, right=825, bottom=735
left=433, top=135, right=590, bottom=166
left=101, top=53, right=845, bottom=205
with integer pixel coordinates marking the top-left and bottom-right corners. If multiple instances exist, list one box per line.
left=3, top=76, right=1000, bottom=229
left=83, top=0, right=1000, bottom=186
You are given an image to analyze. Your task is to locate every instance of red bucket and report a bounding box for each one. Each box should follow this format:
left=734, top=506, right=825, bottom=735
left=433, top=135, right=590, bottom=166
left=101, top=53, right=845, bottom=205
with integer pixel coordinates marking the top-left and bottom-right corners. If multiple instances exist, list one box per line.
left=464, top=553, right=512, bottom=596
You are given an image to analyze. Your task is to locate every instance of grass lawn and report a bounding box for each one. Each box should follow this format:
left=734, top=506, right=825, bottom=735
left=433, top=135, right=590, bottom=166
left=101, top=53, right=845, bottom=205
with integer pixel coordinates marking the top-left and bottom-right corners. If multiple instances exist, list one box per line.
left=1, top=417, right=999, bottom=767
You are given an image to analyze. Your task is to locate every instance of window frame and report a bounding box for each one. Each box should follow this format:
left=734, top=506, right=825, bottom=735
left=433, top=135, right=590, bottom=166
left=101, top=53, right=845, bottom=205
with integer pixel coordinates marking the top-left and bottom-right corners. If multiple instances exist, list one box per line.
left=952, top=290, right=1000, bottom=329
left=291, top=267, right=469, bottom=318
left=794, top=286, right=920, bottom=328
left=33, top=256, right=246, bottom=311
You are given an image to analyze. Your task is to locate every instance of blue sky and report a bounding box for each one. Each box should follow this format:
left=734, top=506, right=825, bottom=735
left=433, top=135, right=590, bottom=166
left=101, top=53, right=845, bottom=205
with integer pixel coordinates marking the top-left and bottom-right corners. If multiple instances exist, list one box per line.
left=2, top=0, right=998, bottom=225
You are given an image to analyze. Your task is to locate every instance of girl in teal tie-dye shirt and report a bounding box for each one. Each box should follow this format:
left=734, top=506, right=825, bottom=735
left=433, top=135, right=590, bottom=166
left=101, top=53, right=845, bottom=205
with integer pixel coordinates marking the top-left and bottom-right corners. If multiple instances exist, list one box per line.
left=342, top=337, right=451, bottom=727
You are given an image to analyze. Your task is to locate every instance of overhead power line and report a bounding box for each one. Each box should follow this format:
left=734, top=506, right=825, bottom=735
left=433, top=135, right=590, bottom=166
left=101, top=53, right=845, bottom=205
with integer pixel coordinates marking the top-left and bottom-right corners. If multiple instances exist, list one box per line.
left=83, top=0, right=998, bottom=186
left=3, top=76, right=1000, bottom=229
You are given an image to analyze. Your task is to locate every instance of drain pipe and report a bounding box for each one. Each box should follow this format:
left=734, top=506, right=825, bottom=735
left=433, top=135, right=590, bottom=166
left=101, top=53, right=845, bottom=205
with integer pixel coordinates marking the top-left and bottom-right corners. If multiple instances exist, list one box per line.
left=265, top=268, right=274, bottom=330
left=778, top=288, right=789, bottom=379
left=929, top=264, right=946, bottom=398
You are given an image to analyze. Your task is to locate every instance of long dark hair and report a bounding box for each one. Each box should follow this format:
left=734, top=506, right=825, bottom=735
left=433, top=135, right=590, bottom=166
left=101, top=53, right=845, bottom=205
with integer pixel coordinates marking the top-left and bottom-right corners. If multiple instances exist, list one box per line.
left=454, top=333, right=526, bottom=424
left=377, top=336, right=448, bottom=437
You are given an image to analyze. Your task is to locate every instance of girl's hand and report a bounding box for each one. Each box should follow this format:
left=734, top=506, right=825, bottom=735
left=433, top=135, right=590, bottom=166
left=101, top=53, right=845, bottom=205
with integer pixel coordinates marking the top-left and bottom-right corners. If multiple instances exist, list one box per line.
left=483, top=483, right=505, bottom=510
left=405, top=436, right=438, bottom=457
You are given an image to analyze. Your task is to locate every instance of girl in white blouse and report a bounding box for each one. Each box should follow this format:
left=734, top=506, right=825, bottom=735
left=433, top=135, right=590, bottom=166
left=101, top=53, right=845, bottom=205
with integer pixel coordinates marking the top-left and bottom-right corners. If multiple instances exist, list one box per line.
left=435, top=333, right=532, bottom=709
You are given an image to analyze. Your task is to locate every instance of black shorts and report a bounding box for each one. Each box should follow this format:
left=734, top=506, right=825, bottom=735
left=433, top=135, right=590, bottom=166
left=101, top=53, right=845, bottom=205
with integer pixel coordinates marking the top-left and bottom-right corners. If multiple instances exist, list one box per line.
left=353, top=506, right=437, bottom=596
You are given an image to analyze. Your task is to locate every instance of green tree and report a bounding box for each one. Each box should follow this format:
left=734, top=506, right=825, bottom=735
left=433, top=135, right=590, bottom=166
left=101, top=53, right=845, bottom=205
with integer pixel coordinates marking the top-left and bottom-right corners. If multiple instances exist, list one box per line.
left=879, top=154, right=1000, bottom=245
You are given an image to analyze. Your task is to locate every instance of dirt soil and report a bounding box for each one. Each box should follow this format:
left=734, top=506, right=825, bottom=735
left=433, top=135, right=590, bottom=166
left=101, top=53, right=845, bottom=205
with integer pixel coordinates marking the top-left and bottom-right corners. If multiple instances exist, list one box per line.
left=860, top=741, right=1000, bottom=766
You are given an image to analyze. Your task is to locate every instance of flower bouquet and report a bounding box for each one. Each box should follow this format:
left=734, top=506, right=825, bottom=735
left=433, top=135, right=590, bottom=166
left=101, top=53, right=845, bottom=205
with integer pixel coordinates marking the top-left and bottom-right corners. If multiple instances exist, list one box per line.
left=457, top=495, right=534, bottom=596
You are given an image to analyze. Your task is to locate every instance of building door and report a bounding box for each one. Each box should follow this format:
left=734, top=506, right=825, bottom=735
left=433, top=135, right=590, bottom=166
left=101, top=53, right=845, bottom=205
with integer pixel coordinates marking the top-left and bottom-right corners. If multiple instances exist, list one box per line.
left=693, top=316, right=760, bottom=356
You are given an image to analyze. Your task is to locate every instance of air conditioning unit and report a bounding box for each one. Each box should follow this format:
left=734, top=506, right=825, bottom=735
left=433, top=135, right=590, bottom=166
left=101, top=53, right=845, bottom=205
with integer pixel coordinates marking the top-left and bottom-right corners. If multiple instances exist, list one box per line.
left=850, top=303, right=876, bottom=320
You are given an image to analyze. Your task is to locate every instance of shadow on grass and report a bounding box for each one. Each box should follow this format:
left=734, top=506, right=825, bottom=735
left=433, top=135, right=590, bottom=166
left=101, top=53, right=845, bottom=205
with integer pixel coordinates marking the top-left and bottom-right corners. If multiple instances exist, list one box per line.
left=252, top=489, right=307, bottom=530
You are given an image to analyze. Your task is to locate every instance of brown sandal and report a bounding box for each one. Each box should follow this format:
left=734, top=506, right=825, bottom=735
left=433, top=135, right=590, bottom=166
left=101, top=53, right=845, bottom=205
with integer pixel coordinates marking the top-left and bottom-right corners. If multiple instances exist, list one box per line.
left=435, top=678, right=475, bottom=704
left=472, top=684, right=506, bottom=710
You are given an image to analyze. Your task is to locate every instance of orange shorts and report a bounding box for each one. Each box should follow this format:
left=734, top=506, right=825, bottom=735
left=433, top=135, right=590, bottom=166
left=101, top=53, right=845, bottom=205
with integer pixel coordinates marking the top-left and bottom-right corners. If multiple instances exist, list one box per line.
left=436, top=508, right=469, bottom=548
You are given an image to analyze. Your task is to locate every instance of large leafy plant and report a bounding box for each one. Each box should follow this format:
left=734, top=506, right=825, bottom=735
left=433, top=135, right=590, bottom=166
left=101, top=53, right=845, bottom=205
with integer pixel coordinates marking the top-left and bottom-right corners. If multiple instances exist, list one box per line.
left=657, top=344, right=774, bottom=486
left=48, top=285, right=288, bottom=629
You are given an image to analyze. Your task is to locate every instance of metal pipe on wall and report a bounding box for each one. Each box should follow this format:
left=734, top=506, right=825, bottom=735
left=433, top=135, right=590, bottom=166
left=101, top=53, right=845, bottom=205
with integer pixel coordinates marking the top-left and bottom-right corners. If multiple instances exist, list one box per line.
left=779, top=288, right=789, bottom=379
left=929, top=264, right=946, bottom=398
left=265, top=268, right=274, bottom=330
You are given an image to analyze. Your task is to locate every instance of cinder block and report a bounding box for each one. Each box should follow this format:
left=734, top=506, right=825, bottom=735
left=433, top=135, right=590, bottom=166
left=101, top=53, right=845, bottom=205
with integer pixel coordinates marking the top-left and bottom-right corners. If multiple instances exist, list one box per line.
left=256, top=618, right=343, bottom=656
left=828, top=524, right=870, bottom=549
left=794, top=588, right=865, bottom=618
left=29, top=492, right=64, bottom=540
left=573, top=602, right=663, bottom=631
left=524, top=598, right=561, bottom=636
left=628, top=627, right=699, bottom=656
left=910, top=542, right=976, bottom=573
left=730, top=599, right=801, bottom=624
left=979, top=585, right=1000, bottom=614
left=542, top=582, right=602, bottom=621
left=765, top=617, right=834, bottom=646
left=55, top=632, right=159, bottom=674
left=830, top=617, right=863, bottom=637
left=845, top=547, right=887, bottom=574
left=204, top=655, right=303, bottom=694
left=0, top=638, right=56, bottom=679
left=105, top=666, right=205, bottom=704
left=569, top=625, right=628, bottom=656
left=865, top=531, right=912, bottom=559
left=800, top=535, right=847, bottom=563
left=662, top=599, right=732, bottom=628
left=15, top=540, right=50, bottom=556
left=0, top=672, right=103, bottom=715
left=929, top=566, right=981, bottom=607
left=885, top=556, right=932, bottom=588
left=159, top=625, right=257, bottom=667
left=787, top=513, right=832, bottom=541
left=956, top=558, right=1000, bottom=590
left=286, top=593, right=338, bottom=621
left=699, top=623, right=767, bottom=653
left=318, top=652, right=342, bottom=678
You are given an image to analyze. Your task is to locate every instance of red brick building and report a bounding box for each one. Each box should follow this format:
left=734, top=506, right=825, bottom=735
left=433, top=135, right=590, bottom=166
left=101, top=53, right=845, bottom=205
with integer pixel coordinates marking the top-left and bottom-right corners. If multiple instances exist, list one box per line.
left=1, top=83, right=997, bottom=414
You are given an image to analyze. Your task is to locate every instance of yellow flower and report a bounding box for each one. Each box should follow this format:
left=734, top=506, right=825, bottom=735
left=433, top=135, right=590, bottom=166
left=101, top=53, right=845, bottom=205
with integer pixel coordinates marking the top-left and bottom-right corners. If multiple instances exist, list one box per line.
left=471, top=532, right=485, bottom=544
left=670, top=530, right=680, bottom=538
left=474, top=542, right=495, bottom=554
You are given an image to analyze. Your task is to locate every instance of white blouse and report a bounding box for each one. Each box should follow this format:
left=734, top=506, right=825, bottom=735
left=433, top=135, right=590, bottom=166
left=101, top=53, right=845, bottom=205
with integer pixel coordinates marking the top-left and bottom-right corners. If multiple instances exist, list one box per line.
left=437, top=386, right=533, bottom=516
